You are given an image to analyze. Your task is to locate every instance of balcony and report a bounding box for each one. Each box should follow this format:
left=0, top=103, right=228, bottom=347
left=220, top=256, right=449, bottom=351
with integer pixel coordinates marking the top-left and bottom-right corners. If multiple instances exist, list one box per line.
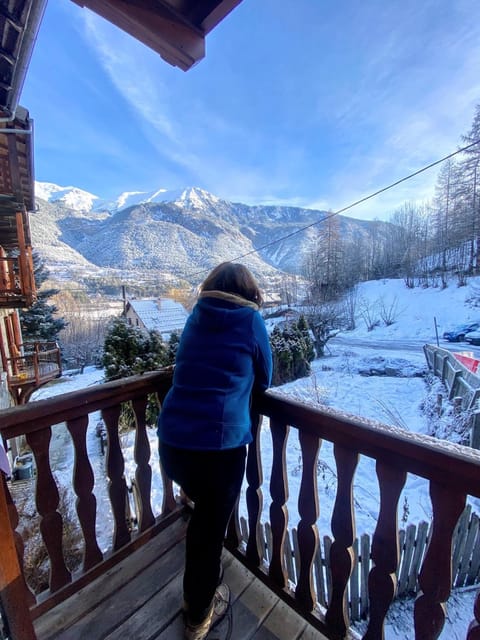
left=0, top=368, right=479, bottom=639
left=0, top=252, right=35, bottom=309
left=6, top=342, right=62, bottom=404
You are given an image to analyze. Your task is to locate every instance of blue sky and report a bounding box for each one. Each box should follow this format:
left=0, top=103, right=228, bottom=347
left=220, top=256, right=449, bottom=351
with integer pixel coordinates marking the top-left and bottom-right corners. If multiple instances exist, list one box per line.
left=22, top=0, right=480, bottom=220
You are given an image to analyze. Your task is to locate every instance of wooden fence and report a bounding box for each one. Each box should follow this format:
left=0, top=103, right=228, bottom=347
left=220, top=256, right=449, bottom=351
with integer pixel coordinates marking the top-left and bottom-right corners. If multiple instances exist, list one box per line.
left=424, top=344, right=480, bottom=448
left=240, top=504, right=480, bottom=622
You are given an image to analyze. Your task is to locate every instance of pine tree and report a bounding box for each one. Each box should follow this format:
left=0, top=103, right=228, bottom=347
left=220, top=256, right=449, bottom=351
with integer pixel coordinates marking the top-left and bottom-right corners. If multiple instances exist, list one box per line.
left=167, top=332, right=180, bottom=364
left=270, top=325, right=292, bottom=386
left=20, top=252, right=66, bottom=341
left=102, top=318, right=172, bottom=428
left=269, top=318, right=315, bottom=386
left=103, top=318, right=171, bottom=381
left=297, top=315, right=315, bottom=362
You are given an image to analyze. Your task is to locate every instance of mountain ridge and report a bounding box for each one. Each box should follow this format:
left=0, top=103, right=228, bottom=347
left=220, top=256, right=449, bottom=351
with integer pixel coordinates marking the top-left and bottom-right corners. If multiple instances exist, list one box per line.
left=31, top=181, right=390, bottom=291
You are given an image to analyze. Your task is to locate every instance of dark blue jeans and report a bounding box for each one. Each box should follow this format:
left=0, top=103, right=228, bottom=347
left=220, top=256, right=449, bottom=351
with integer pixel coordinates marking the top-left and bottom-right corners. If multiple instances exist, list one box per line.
left=159, top=442, right=246, bottom=623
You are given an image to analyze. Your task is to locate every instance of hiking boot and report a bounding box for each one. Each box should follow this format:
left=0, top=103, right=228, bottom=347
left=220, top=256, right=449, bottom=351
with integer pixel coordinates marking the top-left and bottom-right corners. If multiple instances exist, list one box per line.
left=184, top=583, right=230, bottom=640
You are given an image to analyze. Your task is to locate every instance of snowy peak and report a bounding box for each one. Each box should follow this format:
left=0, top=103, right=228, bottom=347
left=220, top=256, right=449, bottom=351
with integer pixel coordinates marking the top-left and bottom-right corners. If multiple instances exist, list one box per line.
left=35, top=181, right=100, bottom=212
left=97, top=186, right=222, bottom=213
left=35, top=181, right=222, bottom=214
left=174, top=186, right=222, bottom=209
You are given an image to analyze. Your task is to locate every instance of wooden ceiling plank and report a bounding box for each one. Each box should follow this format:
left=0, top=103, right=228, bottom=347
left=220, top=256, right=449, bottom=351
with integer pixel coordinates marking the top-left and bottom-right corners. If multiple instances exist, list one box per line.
left=0, top=50, right=16, bottom=66
left=6, top=134, right=21, bottom=195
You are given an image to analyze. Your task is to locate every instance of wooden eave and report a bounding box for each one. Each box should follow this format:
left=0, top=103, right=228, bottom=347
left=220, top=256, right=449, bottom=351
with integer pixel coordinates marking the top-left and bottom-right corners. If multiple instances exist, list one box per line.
left=0, top=107, right=34, bottom=251
left=71, top=0, right=243, bottom=71
left=0, top=0, right=48, bottom=119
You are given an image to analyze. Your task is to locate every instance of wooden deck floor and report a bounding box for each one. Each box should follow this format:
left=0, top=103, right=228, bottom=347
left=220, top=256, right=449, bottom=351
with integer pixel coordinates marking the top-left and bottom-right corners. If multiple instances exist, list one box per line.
left=33, top=517, right=328, bottom=640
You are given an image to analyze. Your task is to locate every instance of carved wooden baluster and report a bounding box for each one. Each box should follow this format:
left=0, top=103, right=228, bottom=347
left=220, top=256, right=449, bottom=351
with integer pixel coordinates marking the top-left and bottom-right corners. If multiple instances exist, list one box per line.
left=467, top=590, right=480, bottom=639
left=414, top=482, right=466, bottom=639
left=131, top=396, right=155, bottom=530
left=26, top=427, right=71, bottom=591
left=295, top=429, right=320, bottom=611
left=364, top=461, right=406, bottom=640
left=2, top=473, right=35, bottom=605
left=66, top=415, right=103, bottom=570
left=268, top=418, right=289, bottom=588
left=102, top=405, right=130, bottom=550
left=246, top=411, right=263, bottom=565
left=325, top=445, right=359, bottom=638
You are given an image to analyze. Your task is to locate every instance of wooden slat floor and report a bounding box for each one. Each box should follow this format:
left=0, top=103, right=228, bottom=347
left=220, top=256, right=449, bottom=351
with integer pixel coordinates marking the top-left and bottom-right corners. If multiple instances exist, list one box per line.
left=34, top=517, right=328, bottom=640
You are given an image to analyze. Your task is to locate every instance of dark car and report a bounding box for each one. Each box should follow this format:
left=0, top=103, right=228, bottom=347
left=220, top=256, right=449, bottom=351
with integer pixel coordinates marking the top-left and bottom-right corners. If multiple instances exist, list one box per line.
left=442, top=322, right=480, bottom=342
left=465, top=330, right=480, bottom=346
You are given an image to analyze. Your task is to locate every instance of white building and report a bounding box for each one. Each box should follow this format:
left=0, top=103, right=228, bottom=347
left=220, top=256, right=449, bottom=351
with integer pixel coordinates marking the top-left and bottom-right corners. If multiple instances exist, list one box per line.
left=124, top=299, right=189, bottom=341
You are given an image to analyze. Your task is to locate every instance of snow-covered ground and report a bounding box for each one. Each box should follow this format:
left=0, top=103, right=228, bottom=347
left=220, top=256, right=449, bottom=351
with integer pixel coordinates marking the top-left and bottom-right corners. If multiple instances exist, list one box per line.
left=29, top=275, right=480, bottom=639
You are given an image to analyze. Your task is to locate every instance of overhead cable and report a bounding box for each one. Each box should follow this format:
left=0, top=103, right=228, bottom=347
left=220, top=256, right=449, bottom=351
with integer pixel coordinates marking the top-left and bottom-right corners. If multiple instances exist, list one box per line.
left=186, top=137, right=480, bottom=281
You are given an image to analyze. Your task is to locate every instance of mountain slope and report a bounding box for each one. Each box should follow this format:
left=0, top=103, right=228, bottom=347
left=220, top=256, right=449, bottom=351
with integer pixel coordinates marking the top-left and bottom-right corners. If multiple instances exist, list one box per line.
left=31, top=182, right=390, bottom=287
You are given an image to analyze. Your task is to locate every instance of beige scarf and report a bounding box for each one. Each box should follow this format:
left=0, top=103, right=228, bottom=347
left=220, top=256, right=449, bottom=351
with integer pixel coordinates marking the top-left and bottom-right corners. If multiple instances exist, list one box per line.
left=199, top=290, right=259, bottom=311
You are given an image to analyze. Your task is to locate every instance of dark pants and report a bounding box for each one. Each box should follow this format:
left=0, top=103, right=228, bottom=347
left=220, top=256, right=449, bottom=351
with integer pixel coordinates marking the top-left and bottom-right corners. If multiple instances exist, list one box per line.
left=159, top=442, right=246, bottom=623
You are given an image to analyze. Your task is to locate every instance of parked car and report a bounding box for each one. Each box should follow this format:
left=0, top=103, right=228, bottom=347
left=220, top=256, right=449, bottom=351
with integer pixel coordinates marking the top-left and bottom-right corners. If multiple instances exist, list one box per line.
left=465, top=330, right=480, bottom=346
left=442, top=322, right=480, bottom=342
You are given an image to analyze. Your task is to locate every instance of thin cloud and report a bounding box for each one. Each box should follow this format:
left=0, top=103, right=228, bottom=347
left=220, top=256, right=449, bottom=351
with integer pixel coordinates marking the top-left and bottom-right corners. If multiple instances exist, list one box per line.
left=82, top=13, right=178, bottom=144
left=44, top=1, right=480, bottom=217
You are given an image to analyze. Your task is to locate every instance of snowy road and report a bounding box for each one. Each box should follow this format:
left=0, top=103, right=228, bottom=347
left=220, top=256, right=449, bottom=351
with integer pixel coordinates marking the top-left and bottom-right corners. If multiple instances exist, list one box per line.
left=331, top=335, right=480, bottom=359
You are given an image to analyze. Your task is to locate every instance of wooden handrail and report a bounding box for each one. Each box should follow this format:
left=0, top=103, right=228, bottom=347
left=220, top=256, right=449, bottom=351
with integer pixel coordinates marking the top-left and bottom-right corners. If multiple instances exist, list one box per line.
left=0, top=369, right=479, bottom=639
left=6, top=343, right=62, bottom=403
left=235, top=391, right=480, bottom=638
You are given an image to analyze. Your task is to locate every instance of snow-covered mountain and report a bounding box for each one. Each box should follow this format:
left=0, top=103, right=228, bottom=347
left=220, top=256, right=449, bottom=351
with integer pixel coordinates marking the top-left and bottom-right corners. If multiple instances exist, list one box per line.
left=35, top=182, right=224, bottom=215
left=31, top=181, right=390, bottom=289
left=35, top=182, right=101, bottom=212
left=96, top=186, right=224, bottom=214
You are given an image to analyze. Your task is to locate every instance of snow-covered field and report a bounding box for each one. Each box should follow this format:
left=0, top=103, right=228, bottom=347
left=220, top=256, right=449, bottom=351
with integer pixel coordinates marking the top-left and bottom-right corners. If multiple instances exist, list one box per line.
left=29, top=275, right=480, bottom=639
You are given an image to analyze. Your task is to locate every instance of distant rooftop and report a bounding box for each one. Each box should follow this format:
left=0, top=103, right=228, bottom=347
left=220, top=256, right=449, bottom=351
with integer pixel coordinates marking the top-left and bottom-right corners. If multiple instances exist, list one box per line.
left=126, top=299, right=188, bottom=337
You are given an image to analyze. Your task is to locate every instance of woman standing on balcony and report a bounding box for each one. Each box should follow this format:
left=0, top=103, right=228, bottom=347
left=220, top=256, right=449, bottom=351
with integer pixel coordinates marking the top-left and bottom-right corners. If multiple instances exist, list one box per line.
left=158, top=262, right=273, bottom=640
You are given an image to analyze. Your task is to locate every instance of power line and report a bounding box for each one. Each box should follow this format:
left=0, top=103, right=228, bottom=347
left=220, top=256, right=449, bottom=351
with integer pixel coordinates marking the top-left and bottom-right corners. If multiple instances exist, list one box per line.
left=186, top=137, right=480, bottom=281
left=53, top=138, right=480, bottom=291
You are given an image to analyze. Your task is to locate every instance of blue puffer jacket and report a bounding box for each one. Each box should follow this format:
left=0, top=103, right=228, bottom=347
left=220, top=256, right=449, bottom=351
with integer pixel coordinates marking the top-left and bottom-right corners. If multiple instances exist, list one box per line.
left=157, top=291, right=273, bottom=450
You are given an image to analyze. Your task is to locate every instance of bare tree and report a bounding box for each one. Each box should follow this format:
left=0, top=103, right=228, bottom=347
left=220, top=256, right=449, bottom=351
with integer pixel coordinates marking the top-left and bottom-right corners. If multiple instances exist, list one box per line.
left=358, top=297, right=380, bottom=332
left=54, top=291, right=113, bottom=371
left=303, top=302, right=340, bottom=357
left=459, top=104, right=480, bottom=274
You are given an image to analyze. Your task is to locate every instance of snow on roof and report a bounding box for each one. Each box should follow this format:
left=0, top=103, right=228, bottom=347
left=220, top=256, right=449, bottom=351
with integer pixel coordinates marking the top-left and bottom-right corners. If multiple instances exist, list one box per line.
left=127, top=298, right=188, bottom=335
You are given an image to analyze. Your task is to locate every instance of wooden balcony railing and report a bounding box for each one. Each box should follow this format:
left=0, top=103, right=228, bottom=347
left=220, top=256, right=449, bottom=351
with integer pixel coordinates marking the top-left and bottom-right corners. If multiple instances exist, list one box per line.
left=6, top=342, right=62, bottom=404
left=0, top=368, right=479, bottom=639
left=0, top=251, right=35, bottom=308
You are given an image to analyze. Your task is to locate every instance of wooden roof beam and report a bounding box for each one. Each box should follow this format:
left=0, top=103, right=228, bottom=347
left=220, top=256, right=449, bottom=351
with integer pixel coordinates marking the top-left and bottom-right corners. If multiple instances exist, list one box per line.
left=188, top=0, right=243, bottom=34
left=72, top=0, right=206, bottom=71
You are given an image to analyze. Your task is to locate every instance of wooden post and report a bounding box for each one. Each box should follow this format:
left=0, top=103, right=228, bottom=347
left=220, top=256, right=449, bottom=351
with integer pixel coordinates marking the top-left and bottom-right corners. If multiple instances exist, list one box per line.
left=453, top=396, right=463, bottom=415
left=0, top=473, right=37, bottom=639
left=436, top=393, right=443, bottom=416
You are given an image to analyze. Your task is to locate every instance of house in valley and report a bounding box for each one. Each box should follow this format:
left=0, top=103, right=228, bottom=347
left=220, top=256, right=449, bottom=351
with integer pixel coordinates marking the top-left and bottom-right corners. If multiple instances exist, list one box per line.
left=124, top=298, right=188, bottom=341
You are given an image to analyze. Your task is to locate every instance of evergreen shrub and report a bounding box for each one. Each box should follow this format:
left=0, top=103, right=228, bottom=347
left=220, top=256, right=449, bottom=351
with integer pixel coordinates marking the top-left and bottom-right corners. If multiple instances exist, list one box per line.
left=270, top=315, right=315, bottom=386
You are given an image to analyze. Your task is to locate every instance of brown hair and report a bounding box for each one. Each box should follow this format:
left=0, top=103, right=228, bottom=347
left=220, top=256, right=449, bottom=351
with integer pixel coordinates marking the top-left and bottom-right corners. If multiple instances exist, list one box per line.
left=200, top=262, right=263, bottom=306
